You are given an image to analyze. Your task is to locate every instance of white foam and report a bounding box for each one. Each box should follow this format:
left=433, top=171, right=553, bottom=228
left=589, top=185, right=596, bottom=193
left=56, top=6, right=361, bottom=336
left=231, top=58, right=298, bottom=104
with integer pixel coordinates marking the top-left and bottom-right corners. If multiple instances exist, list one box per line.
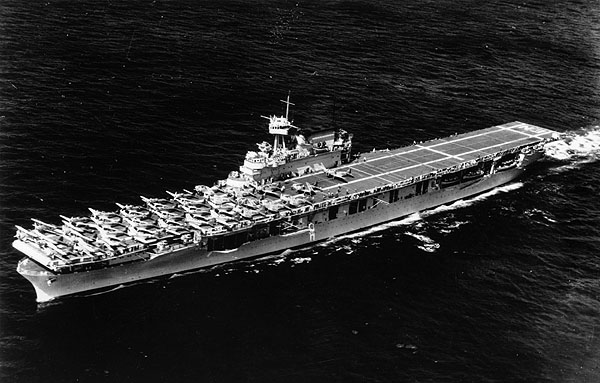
left=544, top=126, right=600, bottom=162
left=418, top=243, right=440, bottom=252
left=291, top=257, right=312, bottom=264
left=254, top=249, right=294, bottom=263
left=404, top=232, right=440, bottom=253
left=336, top=213, right=424, bottom=242
left=524, top=208, right=558, bottom=224
left=439, top=220, right=469, bottom=234
left=419, top=182, right=524, bottom=219
left=81, top=284, right=126, bottom=299
left=404, top=232, right=435, bottom=244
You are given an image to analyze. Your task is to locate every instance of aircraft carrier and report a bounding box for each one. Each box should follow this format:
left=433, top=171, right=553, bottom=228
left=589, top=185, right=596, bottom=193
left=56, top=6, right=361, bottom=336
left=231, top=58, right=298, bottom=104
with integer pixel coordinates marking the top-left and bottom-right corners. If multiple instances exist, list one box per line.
left=13, top=97, right=560, bottom=302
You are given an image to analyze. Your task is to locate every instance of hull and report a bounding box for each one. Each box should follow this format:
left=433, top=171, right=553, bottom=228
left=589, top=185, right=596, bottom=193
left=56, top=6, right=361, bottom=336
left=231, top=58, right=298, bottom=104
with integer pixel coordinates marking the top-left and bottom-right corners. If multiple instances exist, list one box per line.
left=18, top=167, right=525, bottom=302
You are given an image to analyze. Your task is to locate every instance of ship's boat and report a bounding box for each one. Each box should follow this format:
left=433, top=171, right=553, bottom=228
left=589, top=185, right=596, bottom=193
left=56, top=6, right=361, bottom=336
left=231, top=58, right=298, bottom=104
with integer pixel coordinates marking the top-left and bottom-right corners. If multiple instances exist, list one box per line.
left=495, top=153, right=519, bottom=172
left=12, top=96, right=561, bottom=302
left=462, top=166, right=485, bottom=182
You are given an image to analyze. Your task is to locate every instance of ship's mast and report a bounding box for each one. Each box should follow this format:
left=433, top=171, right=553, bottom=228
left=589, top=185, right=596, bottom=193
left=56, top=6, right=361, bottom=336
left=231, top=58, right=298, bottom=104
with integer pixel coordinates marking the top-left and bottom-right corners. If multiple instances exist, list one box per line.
left=281, top=92, right=294, bottom=121
left=276, top=93, right=294, bottom=150
left=261, top=93, right=297, bottom=153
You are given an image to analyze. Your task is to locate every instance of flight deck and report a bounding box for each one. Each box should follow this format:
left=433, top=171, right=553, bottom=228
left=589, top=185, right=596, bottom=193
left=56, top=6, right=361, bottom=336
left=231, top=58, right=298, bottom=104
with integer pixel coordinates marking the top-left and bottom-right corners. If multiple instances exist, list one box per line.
left=283, top=121, right=557, bottom=196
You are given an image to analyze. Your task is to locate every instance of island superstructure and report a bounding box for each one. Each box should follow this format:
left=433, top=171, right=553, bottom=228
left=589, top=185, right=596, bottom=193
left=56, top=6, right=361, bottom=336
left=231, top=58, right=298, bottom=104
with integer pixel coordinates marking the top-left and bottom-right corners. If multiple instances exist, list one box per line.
left=13, top=96, right=560, bottom=302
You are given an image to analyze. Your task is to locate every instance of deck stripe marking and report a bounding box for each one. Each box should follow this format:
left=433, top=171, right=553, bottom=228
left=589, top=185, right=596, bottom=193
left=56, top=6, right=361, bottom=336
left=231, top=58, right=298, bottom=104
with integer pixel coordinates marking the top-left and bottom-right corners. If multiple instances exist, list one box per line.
left=503, top=125, right=551, bottom=139
left=418, top=144, right=464, bottom=160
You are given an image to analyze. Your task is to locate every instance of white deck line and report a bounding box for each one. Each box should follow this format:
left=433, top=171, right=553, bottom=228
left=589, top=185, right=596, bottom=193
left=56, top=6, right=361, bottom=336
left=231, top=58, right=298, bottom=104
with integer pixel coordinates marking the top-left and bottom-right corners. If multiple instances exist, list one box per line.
left=358, top=161, right=408, bottom=184
left=503, top=124, right=549, bottom=139
left=329, top=145, right=426, bottom=174
left=417, top=144, right=464, bottom=160
left=347, top=166, right=374, bottom=178
left=419, top=123, right=550, bottom=150
left=322, top=134, right=538, bottom=191
left=323, top=158, right=443, bottom=191
left=426, top=126, right=512, bottom=149
left=368, top=173, right=397, bottom=186
left=455, top=134, right=538, bottom=157
left=359, top=161, right=387, bottom=175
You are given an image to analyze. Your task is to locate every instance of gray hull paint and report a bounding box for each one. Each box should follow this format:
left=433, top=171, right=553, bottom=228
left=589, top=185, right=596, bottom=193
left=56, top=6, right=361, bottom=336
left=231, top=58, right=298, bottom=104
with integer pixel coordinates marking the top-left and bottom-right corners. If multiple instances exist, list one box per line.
left=18, top=168, right=524, bottom=302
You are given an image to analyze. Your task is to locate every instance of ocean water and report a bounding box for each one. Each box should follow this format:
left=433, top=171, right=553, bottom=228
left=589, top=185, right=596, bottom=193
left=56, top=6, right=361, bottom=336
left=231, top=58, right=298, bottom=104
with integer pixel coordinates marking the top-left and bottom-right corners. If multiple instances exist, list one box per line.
left=1, top=1, right=600, bottom=382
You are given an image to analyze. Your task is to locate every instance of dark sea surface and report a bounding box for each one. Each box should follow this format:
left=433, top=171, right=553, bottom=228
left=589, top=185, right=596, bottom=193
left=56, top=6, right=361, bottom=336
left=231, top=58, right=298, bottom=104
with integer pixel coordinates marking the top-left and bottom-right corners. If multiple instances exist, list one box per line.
left=1, top=0, right=600, bottom=382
